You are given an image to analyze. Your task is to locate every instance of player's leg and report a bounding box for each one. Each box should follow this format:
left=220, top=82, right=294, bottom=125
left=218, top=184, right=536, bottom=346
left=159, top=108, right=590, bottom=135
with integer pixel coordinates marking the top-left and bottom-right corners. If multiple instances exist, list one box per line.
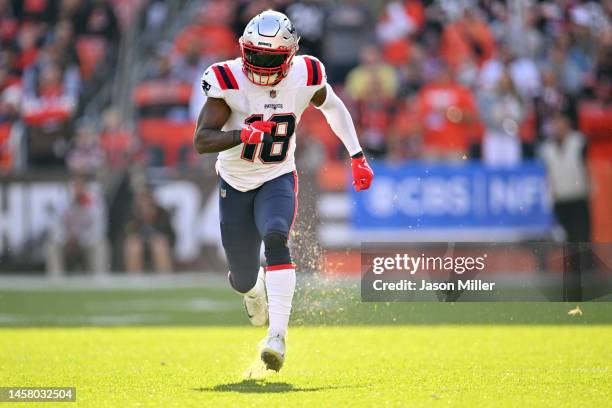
left=218, top=178, right=267, bottom=325
left=254, top=171, right=298, bottom=370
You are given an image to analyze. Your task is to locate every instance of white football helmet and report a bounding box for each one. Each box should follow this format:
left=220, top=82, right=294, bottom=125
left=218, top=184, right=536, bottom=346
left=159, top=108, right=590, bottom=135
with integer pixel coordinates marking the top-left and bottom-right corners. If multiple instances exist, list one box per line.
left=239, top=10, right=300, bottom=86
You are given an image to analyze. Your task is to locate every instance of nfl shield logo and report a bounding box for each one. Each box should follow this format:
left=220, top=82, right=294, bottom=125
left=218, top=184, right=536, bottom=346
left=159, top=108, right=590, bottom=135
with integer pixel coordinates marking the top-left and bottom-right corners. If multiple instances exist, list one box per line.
left=270, top=90, right=277, bottom=98
left=220, top=188, right=226, bottom=198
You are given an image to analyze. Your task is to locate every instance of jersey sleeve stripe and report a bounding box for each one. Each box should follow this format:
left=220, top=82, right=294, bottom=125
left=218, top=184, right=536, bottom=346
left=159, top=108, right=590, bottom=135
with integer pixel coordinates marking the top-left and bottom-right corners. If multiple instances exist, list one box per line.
left=216, top=65, right=234, bottom=89
left=212, top=65, right=239, bottom=90
left=219, top=65, right=236, bottom=89
left=211, top=65, right=229, bottom=90
left=304, top=57, right=314, bottom=86
left=222, top=64, right=239, bottom=89
left=310, top=58, right=321, bottom=85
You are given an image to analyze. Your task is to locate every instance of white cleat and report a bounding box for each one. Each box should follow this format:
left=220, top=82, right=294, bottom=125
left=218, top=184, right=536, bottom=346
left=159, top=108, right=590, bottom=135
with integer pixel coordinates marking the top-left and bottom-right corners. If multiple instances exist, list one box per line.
left=260, top=333, right=285, bottom=372
left=243, top=267, right=268, bottom=326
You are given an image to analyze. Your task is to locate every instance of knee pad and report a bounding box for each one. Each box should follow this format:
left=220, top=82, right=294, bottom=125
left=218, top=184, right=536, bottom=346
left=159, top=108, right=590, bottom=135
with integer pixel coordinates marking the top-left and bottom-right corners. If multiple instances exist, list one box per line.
left=264, top=232, right=287, bottom=249
left=228, top=270, right=258, bottom=294
left=263, top=232, right=291, bottom=266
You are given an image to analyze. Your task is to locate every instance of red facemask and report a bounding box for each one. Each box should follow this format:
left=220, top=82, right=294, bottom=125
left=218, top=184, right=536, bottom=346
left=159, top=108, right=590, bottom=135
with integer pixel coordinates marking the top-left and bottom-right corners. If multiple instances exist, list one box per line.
left=240, top=41, right=295, bottom=86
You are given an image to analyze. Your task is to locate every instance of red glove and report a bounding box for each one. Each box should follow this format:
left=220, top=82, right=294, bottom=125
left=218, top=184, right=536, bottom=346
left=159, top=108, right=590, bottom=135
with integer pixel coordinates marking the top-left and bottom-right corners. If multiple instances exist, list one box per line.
left=240, top=121, right=275, bottom=144
left=351, top=153, right=374, bottom=192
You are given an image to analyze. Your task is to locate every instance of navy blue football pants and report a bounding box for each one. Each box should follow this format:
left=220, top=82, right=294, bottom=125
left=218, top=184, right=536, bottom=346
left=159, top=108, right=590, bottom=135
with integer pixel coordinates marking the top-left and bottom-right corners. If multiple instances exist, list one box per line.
left=219, top=171, right=297, bottom=293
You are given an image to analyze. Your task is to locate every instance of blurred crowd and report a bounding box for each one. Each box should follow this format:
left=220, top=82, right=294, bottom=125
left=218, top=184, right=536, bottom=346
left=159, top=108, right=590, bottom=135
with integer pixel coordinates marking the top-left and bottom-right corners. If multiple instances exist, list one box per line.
left=1, top=0, right=611, bottom=274
left=296, top=0, right=611, bottom=165
left=135, top=0, right=612, bottom=170
left=2, top=0, right=611, bottom=173
left=0, top=0, right=131, bottom=171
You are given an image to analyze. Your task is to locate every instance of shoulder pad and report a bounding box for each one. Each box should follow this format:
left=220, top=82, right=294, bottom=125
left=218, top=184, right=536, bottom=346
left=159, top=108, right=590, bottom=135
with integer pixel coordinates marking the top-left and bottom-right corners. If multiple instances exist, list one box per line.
left=302, top=56, right=326, bottom=87
left=201, top=62, right=240, bottom=97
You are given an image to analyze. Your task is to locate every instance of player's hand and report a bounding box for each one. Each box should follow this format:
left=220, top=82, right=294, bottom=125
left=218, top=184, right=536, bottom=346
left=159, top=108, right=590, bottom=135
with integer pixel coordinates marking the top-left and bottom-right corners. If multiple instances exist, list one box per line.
left=240, top=121, right=276, bottom=144
left=351, top=153, right=374, bottom=192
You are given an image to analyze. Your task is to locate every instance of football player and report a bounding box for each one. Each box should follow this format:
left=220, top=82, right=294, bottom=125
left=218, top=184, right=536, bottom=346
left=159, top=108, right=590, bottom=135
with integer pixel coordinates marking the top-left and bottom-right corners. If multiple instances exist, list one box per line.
left=194, top=10, right=373, bottom=371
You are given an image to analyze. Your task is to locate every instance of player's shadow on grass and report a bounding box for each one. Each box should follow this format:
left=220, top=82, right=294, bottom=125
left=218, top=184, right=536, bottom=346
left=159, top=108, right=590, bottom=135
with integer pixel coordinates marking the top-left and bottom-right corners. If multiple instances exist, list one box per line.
left=193, top=379, right=357, bottom=394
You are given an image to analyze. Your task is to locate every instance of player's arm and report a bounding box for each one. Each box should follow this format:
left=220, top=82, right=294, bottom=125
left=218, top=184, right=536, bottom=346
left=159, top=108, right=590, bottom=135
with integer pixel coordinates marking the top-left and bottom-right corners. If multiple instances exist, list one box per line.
left=311, top=84, right=374, bottom=191
left=310, top=85, right=362, bottom=156
left=194, top=97, right=277, bottom=154
left=194, top=97, right=240, bottom=154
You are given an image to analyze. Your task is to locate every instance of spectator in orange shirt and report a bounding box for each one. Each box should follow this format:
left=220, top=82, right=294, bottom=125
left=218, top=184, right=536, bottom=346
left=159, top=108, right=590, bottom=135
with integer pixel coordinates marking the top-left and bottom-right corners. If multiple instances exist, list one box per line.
left=440, top=9, right=495, bottom=71
left=173, top=1, right=237, bottom=61
left=376, top=0, right=425, bottom=67
left=377, top=0, right=425, bottom=40
left=414, top=63, right=478, bottom=159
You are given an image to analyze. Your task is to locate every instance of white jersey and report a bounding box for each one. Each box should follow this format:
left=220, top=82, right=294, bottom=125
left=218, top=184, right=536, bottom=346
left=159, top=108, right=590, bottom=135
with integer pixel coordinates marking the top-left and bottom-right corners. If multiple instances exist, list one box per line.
left=201, top=55, right=327, bottom=192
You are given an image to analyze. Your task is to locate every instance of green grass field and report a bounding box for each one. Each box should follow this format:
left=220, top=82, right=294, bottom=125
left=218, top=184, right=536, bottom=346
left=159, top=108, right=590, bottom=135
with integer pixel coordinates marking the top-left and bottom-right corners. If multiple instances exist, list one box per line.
left=1, top=275, right=611, bottom=407
left=1, top=326, right=611, bottom=407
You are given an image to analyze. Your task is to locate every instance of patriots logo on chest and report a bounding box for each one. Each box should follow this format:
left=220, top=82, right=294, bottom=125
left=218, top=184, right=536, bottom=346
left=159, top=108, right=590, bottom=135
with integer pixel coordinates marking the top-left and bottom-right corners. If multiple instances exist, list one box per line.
left=263, top=89, right=283, bottom=110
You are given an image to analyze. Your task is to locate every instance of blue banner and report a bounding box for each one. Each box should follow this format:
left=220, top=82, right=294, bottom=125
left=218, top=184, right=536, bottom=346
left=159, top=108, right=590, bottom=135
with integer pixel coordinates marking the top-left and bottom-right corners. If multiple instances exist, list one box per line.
left=352, top=160, right=553, bottom=231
